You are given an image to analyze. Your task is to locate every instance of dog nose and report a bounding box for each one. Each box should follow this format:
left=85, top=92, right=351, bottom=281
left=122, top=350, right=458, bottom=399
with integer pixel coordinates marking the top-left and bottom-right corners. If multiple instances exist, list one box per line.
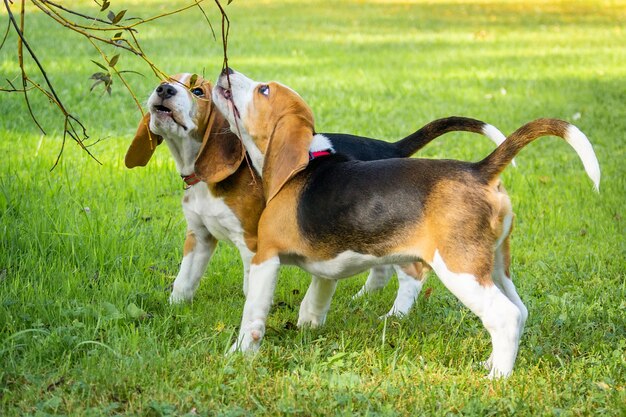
left=221, top=66, right=234, bottom=76
left=156, top=83, right=177, bottom=99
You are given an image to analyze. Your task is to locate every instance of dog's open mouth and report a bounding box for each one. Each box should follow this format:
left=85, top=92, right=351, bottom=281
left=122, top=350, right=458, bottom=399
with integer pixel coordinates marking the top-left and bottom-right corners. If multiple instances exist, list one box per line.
left=221, top=87, right=232, bottom=100
left=154, top=104, right=172, bottom=114
left=217, top=86, right=240, bottom=120
left=151, top=103, right=187, bottom=131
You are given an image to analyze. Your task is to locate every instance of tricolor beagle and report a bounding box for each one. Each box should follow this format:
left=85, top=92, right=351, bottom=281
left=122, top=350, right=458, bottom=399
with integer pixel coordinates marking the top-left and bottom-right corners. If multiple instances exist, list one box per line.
left=125, top=74, right=509, bottom=319
left=211, top=69, right=601, bottom=378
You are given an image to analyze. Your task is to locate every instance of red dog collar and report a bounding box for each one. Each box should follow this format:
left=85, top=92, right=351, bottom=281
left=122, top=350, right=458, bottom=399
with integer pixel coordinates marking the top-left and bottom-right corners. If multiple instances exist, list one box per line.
left=181, top=173, right=202, bottom=189
left=309, top=149, right=334, bottom=161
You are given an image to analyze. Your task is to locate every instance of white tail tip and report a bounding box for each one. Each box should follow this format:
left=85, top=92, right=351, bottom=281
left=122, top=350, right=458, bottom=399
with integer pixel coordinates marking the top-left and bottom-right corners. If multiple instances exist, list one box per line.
left=565, top=124, right=601, bottom=192
left=483, top=124, right=517, bottom=168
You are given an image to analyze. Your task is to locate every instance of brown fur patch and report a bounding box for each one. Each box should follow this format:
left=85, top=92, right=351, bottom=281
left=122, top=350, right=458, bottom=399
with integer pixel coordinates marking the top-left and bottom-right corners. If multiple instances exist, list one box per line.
left=409, top=179, right=500, bottom=285
left=399, top=262, right=430, bottom=281
left=254, top=176, right=310, bottom=263
left=243, top=82, right=315, bottom=202
left=207, top=165, right=265, bottom=253
left=125, top=113, right=163, bottom=168
left=183, top=231, right=197, bottom=256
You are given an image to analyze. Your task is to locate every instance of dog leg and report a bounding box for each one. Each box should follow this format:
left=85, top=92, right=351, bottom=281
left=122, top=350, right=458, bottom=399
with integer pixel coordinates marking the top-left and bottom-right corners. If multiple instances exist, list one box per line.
left=429, top=250, right=522, bottom=378
left=170, top=230, right=217, bottom=303
left=352, top=265, right=394, bottom=299
left=238, top=246, right=255, bottom=297
left=231, top=256, right=280, bottom=353
left=482, top=237, right=527, bottom=370
left=298, top=276, right=338, bottom=327
left=382, top=263, right=428, bottom=318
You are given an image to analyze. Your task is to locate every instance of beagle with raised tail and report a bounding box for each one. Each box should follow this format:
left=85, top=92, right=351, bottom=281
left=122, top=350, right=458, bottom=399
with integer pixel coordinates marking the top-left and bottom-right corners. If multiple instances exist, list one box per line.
left=211, top=69, right=601, bottom=378
left=126, top=73, right=509, bottom=319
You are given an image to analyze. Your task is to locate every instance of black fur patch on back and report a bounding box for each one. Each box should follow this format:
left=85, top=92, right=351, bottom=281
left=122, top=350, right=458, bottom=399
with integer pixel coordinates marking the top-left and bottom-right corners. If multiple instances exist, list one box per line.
left=297, top=158, right=420, bottom=255
left=297, top=157, right=482, bottom=256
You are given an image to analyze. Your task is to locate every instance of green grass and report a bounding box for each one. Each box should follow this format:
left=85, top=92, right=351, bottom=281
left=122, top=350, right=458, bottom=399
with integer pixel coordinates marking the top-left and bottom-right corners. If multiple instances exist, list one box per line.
left=1, top=0, right=625, bottom=415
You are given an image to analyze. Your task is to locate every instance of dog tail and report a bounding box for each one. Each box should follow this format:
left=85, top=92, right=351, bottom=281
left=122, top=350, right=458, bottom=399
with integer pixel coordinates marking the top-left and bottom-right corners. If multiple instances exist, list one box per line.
left=476, top=118, right=600, bottom=191
left=395, top=116, right=514, bottom=164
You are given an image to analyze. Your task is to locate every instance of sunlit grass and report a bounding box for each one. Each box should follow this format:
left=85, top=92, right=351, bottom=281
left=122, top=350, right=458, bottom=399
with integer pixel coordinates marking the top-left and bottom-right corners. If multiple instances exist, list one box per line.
left=1, top=0, right=625, bottom=415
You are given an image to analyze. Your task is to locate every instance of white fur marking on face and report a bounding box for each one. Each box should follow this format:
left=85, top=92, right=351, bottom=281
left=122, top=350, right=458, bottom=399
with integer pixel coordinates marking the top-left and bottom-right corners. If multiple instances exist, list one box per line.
left=482, top=124, right=516, bottom=167
left=310, top=134, right=335, bottom=153
left=212, top=72, right=265, bottom=175
left=429, top=250, right=522, bottom=378
left=564, top=124, right=601, bottom=191
left=147, top=73, right=198, bottom=142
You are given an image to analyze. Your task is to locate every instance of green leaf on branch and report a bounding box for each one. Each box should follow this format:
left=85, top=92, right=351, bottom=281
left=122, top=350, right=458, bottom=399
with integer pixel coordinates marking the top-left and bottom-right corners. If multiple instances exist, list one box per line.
left=119, top=70, right=145, bottom=77
left=112, top=10, right=127, bottom=24
left=89, top=72, right=113, bottom=96
left=100, top=0, right=111, bottom=12
left=90, top=60, right=108, bottom=71
left=109, top=54, right=119, bottom=67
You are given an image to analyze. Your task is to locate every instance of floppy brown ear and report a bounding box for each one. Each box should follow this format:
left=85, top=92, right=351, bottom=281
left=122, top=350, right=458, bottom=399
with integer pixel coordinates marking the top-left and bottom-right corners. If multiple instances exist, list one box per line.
left=125, top=113, right=163, bottom=168
left=194, top=107, right=245, bottom=183
left=263, top=115, right=314, bottom=203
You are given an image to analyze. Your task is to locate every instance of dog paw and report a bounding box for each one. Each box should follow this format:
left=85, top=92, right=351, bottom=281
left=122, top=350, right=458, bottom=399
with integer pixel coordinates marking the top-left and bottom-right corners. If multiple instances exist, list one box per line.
left=169, top=290, right=193, bottom=304
left=229, top=321, right=265, bottom=353
left=378, top=309, right=406, bottom=321
left=486, top=366, right=512, bottom=380
left=297, top=311, right=326, bottom=328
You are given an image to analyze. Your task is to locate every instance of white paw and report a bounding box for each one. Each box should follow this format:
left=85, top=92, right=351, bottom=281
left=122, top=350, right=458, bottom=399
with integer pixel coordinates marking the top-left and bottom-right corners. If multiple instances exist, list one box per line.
left=297, top=310, right=326, bottom=328
left=378, top=309, right=407, bottom=320
left=169, top=289, right=194, bottom=304
left=487, top=366, right=512, bottom=379
left=229, top=322, right=265, bottom=353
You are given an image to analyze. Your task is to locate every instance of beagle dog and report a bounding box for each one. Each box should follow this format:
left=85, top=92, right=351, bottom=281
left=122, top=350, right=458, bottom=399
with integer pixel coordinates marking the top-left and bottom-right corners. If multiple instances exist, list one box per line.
left=211, top=69, right=601, bottom=378
left=125, top=73, right=509, bottom=319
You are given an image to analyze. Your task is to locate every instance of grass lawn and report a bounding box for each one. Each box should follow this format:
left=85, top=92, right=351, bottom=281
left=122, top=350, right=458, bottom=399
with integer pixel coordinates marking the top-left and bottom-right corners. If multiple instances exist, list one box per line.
left=1, top=0, right=625, bottom=415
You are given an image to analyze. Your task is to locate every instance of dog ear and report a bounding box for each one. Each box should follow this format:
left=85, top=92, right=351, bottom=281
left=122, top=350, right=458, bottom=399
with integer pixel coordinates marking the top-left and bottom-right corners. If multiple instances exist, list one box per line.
left=194, top=107, right=245, bottom=183
left=125, top=113, right=163, bottom=168
left=263, top=114, right=314, bottom=202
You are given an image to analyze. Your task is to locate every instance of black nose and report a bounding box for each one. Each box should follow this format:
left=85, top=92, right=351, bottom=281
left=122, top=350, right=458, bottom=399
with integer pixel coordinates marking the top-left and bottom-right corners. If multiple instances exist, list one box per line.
left=156, top=83, right=177, bottom=99
left=221, top=66, right=234, bottom=76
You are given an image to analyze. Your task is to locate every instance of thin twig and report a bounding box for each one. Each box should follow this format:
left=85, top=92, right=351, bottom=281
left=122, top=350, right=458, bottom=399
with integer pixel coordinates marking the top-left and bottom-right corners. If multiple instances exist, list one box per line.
left=43, top=0, right=121, bottom=26
left=123, top=1, right=208, bottom=29
left=30, top=0, right=141, bottom=55
left=194, top=0, right=216, bottom=41
left=0, top=17, right=11, bottom=51
left=16, top=0, right=45, bottom=134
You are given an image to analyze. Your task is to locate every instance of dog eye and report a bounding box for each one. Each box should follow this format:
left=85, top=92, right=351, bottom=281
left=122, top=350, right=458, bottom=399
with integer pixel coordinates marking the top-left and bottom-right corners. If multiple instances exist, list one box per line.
left=258, top=85, right=270, bottom=96
left=191, top=88, right=204, bottom=96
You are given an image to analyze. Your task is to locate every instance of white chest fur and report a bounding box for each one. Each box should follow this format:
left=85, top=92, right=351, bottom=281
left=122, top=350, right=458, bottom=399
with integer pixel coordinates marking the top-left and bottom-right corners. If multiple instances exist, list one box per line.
left=182, top=183, right=246, bottom=248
